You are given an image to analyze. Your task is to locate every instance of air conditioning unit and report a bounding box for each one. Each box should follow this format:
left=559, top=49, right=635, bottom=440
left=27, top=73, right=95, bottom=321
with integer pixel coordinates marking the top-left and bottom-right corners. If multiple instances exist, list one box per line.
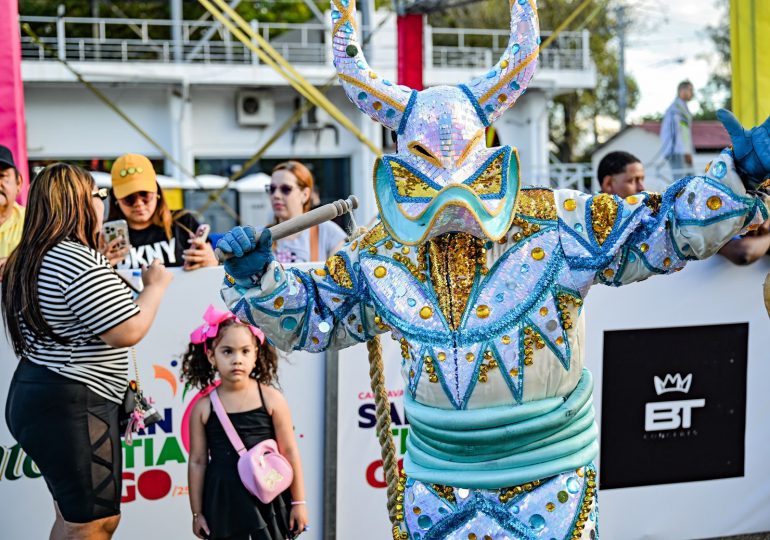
left=236, top=90, right=275, bottom=126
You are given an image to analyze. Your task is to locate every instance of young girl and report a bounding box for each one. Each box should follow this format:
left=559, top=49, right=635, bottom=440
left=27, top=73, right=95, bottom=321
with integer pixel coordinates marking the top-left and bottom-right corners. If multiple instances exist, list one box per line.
left=182, top=305, right=309, bottom=540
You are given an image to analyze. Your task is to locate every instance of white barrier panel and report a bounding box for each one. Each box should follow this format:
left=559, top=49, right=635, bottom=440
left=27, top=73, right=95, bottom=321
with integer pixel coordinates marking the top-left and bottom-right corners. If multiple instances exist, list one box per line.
left=335, top=256, right=770, bottom=540
left=3, top=257, right=770, bottom=539
left=336, top=337, right=404, bottom=538
left=584, top=257, right=770, bottom=539
left=0, top=267, right=325, bottom=540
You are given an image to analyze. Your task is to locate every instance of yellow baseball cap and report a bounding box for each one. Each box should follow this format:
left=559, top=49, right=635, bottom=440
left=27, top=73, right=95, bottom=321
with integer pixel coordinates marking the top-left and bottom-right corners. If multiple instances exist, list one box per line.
left=111, top=154, right=158, bottom=199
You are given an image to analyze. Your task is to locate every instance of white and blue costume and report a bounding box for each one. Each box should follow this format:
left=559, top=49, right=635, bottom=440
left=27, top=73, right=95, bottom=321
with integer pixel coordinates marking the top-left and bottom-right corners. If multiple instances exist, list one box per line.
left=218, top=1, right=770, bottom=538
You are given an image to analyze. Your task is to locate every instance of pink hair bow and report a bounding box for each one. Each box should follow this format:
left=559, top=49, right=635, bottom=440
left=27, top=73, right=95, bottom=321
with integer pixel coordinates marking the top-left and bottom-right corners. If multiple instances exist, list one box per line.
left=190, top=304, right=265, bottom=351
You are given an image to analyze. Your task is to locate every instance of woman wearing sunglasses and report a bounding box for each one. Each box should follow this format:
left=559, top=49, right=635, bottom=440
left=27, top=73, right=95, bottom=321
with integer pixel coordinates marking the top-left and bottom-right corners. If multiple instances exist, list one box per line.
left=108, top=154, right=218, bottom=270
left=268, top=161, right=346, bottom=263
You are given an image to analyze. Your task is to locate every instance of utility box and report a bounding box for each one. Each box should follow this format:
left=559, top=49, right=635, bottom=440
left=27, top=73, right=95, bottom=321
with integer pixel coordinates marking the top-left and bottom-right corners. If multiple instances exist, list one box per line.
left=235, top=172, right=273, bottom=228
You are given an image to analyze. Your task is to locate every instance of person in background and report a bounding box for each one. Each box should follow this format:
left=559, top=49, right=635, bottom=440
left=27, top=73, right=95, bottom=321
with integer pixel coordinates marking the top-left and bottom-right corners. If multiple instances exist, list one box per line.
left=718, top=219, right=770, bottom=265
left=309, top=184, right=321, bottom=210
left=3, top=163, right=172, bottom=540
left=183, top=305, right=309, bottom=539
left=0, top=145, right=25, bottom=278
left=660, top=80, right=695, bottom=179
left=598, top=151, right=646, bottom=199
left=108, top=153, right=218, bottom=270
left=268, top=161, right=346, bottom=263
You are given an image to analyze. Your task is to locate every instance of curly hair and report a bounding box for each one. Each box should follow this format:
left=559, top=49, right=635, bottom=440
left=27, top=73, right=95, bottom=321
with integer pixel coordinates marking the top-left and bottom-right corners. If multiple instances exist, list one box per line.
left=180, top=320, right=280, bottom=389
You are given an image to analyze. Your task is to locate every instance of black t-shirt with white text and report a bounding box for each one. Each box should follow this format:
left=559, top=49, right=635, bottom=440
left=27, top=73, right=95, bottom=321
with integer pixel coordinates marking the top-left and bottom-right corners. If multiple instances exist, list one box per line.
left=116, top=212, right=200, bottom=269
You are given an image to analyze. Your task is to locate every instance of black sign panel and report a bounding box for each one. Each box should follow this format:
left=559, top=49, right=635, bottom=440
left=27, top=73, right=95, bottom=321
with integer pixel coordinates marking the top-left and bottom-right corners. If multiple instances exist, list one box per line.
left=600, top=323, right=747, bottom=490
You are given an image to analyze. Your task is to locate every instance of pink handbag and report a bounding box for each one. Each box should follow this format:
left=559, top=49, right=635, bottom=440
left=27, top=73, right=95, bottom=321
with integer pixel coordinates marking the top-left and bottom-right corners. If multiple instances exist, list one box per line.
left=209, top=389, right=293, bottom=504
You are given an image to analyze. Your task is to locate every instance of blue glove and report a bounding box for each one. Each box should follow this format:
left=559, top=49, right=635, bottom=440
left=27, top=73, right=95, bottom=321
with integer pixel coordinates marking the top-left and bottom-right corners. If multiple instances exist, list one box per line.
left=717, top=109, right=770, bottom=188
left=218, top=226, right=274, bottom=280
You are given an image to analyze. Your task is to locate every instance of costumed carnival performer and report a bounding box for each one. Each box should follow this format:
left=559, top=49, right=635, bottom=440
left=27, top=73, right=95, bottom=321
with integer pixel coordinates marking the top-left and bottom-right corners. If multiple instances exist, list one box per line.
left=216, top=0, right=770, bottom=537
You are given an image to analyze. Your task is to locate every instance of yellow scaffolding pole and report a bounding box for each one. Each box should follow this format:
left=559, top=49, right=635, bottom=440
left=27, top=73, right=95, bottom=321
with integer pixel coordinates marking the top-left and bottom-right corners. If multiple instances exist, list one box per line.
left=539, top=0, right=594, bottom=51
left=731, top=0, right=770, bottom=126
left=198, top=0, right=382, bottom=156
left=21, top=23, right=242, bottom=221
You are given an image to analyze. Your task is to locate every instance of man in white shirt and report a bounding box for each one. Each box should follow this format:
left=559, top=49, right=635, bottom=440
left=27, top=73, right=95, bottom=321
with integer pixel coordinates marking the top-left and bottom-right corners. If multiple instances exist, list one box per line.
left=660, top=81, right=695, bottom=180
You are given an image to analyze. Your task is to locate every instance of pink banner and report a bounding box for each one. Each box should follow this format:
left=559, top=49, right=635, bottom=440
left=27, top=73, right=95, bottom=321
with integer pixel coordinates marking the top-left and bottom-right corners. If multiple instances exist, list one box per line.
left=0, top=0, right=28, bottom=203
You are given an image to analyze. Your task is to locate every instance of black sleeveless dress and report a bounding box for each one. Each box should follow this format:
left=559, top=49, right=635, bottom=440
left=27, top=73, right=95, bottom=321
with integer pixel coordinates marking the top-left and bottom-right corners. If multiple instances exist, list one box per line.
left=203, top=384, right=293, bottom=540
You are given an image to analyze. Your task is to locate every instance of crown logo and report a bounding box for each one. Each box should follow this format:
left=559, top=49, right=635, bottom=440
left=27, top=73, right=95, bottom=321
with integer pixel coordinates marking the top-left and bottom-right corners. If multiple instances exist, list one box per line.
left=653, top=373, right=692, bottom=395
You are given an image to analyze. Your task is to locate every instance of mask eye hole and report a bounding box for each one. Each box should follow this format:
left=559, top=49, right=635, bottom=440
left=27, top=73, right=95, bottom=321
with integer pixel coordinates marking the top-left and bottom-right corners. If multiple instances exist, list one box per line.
left=413, top=144, right=431, bottom=157
left=407, top=142, right=443, bottom=169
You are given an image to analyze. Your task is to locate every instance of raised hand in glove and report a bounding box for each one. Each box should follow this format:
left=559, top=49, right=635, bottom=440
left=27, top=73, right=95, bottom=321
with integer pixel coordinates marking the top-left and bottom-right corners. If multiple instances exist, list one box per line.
left=218, top=226, right=274, bottom=281
left=717, top=109, right=770, bottom=189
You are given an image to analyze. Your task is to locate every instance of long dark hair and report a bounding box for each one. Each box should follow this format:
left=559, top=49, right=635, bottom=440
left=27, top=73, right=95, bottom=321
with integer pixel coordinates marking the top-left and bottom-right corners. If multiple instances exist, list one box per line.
left=180, top=320, right=280, bottom=389
left=108, top=181, right=175, bottom=240
left=1, top=163, right=100, bottom=356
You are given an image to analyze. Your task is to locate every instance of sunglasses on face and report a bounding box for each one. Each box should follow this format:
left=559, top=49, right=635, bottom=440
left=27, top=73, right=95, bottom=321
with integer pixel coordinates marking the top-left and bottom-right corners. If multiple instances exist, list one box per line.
left=266, top=184, right=295, bottom=196
left=92, top=187, right=109, bottom=201
left=119, top=191, right=156, bottom=205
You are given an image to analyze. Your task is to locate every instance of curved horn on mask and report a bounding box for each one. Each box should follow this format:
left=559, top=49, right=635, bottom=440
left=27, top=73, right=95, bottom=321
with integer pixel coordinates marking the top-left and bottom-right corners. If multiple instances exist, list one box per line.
left=331, top=0, right=416, bottom=133
left=459, top=0, right=540, bottom=126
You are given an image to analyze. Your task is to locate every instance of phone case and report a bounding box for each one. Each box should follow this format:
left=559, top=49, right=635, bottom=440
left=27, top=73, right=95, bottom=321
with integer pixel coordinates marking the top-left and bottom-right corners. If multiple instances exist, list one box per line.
left=193, top=224, right=211, bottom=243
left=102, top=220, right=130, bottom=248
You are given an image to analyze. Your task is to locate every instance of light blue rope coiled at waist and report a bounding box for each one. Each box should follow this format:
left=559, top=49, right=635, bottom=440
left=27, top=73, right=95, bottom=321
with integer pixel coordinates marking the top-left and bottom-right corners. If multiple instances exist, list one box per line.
left=402, top=369, right=599, bottom=489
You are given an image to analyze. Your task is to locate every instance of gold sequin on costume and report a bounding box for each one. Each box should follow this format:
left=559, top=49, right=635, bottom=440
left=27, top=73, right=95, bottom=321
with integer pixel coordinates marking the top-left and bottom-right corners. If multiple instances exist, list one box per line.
left=467, top=153, right=505, bottom=196
left=557, top=292, right=582, bottom=331
left=644, top=193, right=662, bottom=215
left=570, top=468, right=597, bottom=538
left=392, top=161, right=439, bottom=199
left=360, top=223, right=388, bottom=249
left=427, top=233, right=484, bottom=330
left=516, top=189, right=558, bottom=220
left=590, top=194, right=619, bottom=246
left=707, top=195, right=723, bottom=210
left=497, top=478, right=543, bottom=503
left=326, top=255, right=353, bottom=289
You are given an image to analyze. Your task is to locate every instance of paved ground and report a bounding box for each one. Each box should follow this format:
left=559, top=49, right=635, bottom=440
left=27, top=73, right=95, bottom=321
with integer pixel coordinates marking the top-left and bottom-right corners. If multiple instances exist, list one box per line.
left=706, top=535, right=770, bottom=540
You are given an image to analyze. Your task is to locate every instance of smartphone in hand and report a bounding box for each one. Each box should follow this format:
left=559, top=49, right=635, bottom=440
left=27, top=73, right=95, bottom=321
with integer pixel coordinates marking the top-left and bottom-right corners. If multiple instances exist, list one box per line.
left=102, top=219, right=131, bottom=250
left=192, top=224, right=211, bottom=244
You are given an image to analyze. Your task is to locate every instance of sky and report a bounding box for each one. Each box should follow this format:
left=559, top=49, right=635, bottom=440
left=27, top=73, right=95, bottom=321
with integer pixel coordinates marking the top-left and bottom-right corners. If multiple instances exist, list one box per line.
left=623, top=0, right=726, bottom=122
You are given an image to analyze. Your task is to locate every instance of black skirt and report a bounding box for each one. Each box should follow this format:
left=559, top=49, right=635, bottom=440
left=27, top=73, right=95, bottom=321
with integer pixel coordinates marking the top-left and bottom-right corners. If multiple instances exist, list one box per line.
left=5, top=360, right=122, bottom=523
left=203, top=403, right=293, bottom=540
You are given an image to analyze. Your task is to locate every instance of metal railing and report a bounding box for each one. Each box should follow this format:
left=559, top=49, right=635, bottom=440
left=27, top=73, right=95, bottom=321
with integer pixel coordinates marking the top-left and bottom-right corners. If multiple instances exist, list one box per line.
left=528, top=162, right=596, bottom=192
left=427, top=27, right=590, bottom=71
left=20, top=15, right=591, bottom=72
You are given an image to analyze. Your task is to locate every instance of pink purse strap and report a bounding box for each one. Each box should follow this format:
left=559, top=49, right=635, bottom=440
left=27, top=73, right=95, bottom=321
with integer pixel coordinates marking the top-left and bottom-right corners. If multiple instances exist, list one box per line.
left=209, top=389, right=247, bottom=456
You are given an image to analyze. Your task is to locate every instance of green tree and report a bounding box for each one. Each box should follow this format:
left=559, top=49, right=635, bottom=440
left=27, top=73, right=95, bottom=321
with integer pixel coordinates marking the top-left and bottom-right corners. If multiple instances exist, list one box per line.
left=694, top=0, right=731, bottom=120
left=430, top=0, right=640, bottom=162
left=19, top=1, right=327, bottom=40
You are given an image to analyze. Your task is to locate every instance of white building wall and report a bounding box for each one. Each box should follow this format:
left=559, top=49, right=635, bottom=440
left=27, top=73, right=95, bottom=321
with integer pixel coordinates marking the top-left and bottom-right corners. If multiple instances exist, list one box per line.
left=592, top=128, right=721, bottom=194
left=494, top=89, right=549, bottom=187
left=25, top=84, right=173, bottom=159
left=23, top=80, right=548, bottom=225
left=189, top=85, right=380, bottom=222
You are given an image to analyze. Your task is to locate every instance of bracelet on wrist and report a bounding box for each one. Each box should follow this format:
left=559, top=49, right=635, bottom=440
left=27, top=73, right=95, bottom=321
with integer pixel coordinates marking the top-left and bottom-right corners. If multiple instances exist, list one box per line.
left=291, top=501, right=306, bottom=506
left=192, top=512, right=200, bottom=519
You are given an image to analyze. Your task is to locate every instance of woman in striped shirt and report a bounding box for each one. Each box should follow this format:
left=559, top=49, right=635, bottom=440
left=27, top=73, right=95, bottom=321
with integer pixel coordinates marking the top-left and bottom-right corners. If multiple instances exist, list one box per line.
left=2, top=163, right=172, bottom=540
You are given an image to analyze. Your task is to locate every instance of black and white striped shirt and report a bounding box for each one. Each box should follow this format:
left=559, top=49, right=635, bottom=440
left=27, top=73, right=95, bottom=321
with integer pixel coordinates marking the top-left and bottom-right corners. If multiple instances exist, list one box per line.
left=22, top=241, right=140, bottom=403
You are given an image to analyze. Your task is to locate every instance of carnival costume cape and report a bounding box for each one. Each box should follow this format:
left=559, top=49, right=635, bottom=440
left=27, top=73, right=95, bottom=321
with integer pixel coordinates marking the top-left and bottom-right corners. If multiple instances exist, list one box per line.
left=220, top=1, right=770, bottom=537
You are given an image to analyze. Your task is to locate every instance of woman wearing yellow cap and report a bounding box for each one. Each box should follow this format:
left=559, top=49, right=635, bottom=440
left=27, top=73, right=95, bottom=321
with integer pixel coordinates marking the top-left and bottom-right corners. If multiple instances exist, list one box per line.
left=108, top=154, right=218, bottom=270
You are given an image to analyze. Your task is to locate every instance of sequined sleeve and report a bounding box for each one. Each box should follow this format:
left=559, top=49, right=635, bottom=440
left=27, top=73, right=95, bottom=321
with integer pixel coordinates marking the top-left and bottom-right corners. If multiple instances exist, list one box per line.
left=220, top=239, right=382, bottom=352
left=555, top=148, right=769, bottom=291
